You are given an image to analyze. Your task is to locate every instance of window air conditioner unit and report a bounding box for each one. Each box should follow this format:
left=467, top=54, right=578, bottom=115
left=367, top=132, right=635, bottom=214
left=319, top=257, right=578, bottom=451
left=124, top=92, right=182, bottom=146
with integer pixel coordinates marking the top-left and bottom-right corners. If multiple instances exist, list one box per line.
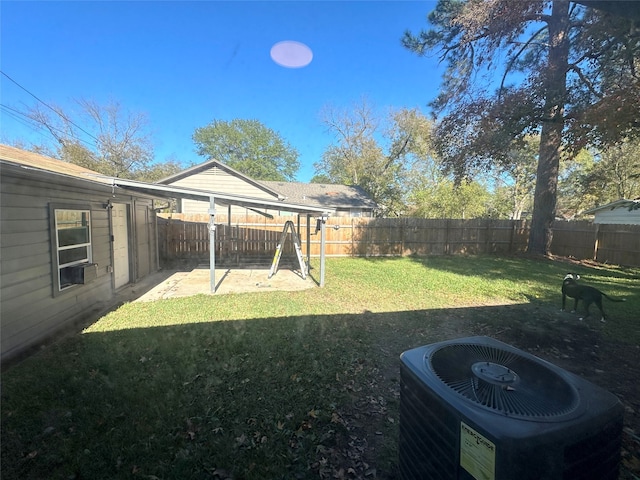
left=399, top=336, right=623, bottom=480
left=69, top=263, right=98, bottom=284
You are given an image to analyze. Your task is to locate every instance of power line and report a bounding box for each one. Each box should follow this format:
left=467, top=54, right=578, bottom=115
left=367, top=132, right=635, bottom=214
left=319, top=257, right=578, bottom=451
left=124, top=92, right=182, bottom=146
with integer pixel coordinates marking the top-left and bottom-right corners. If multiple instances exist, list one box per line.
left=1, top=71, right=151, bottom=175
left=0, top=104, right=42, bottom=131
left=0, top=104, right=62, bottom=145
left=1, top=70, right=100, bottom=144
left=1, top=103, right=97, bottom=150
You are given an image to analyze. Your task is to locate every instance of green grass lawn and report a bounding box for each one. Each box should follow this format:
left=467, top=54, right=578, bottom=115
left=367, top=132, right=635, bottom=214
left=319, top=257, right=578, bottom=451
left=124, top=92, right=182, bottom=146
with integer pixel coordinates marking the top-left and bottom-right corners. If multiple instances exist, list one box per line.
left=2, top=255, right=639, bottom=479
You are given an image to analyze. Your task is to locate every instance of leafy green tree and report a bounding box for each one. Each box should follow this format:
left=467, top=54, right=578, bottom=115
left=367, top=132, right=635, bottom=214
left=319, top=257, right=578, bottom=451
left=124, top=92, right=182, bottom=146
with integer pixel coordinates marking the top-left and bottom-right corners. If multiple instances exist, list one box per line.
left=60, top=140, right=105, bottom=172
left=558, top=139, right=640, bottom=217
left=485, top=185, right=519, bottom=219
left=403, top=139, right=496, bottom=218
left=403, top=0, right=640, bottom=254
left=589, top=140, right=640, bottom=201
left=137, top=158, right=185, bottom=183
left=192, top=119, right=299, bottom=181
left=409, top=179, right=491, bottom=219
left=315, top=99, right=435, bottom=216
left=497, top=136, right=539, bottom=220
left=556, top=148, right=599, bottom=218
left=309, top=173, right=332, bottom=184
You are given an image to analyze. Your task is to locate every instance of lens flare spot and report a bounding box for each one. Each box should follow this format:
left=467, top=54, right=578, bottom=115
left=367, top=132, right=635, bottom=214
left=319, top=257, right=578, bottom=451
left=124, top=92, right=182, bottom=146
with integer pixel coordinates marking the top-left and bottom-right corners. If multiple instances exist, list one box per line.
left=270, top=41, right=313, bottom=68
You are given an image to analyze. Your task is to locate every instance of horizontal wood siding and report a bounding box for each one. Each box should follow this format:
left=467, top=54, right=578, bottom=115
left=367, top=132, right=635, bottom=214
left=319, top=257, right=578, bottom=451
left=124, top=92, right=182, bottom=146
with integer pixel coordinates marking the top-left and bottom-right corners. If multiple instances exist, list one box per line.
left=168, top=167, right=278, bottom=215
left=1, top=279, right=111, bottom=356
left=1, top=167, right=160, bottom=362
left=593, top=208, right=640, bottom=225
left=158, top=214, right=639, bottom=267
left=180, top=199, right=260, bottom=216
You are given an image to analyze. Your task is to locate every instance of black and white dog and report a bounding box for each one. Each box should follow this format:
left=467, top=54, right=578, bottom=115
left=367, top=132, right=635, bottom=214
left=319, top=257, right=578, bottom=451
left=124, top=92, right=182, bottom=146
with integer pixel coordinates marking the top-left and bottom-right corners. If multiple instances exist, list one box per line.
left=561, top=273, right=625, bottom=322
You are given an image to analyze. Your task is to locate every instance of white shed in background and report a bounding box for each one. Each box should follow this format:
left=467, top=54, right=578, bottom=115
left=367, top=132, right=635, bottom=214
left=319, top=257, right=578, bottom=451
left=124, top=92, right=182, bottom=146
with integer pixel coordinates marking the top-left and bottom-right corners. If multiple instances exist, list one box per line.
left=582, top=198, right=640, bottom=225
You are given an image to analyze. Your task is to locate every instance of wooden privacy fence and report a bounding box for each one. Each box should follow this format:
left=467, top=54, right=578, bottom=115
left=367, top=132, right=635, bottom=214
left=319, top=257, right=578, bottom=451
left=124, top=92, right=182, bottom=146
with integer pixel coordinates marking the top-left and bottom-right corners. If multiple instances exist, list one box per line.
left=157, top=214, right=640, bottom=267
left=551, top=221, right=640, bottom=266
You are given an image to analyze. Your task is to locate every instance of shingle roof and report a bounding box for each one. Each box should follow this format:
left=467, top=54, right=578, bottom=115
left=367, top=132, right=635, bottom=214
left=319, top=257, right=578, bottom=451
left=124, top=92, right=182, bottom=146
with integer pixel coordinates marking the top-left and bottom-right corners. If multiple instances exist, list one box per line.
left=157, top=158, right=376, bottom=211
left=259, top=181, right=377, bottom=210
left=582, top=198, right=640, bottom=214
left=0, top=144, right=110, bottom=185
left=0, top=144, right=334, bottom=215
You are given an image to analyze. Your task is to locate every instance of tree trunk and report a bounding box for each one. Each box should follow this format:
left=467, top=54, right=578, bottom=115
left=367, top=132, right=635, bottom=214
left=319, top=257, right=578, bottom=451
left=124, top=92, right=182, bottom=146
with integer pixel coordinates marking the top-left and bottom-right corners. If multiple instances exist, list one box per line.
left=528, top=0, right=570, bottom=255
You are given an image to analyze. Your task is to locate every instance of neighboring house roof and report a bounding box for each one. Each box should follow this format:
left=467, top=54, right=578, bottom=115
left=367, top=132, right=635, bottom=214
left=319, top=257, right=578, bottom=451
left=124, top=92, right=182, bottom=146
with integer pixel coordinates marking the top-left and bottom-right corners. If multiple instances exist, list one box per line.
left=158, top=159, right=284, bottom=199
left=158, top=157, right=377, bottom=212
left=0, top=144, right=333, bottom=215
left=260, top=181, right=378, bottom=211
left=582, top=198, right=640, bottom=214
left=113, top=178, right=333, bottom=215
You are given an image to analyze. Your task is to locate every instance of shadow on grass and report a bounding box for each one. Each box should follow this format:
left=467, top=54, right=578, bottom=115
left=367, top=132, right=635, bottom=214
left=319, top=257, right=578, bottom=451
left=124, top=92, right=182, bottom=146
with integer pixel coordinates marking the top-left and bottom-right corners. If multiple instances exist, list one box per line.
left=3, top=303, right=639, bottom=480
left=372, top=253, right=640, bottom=282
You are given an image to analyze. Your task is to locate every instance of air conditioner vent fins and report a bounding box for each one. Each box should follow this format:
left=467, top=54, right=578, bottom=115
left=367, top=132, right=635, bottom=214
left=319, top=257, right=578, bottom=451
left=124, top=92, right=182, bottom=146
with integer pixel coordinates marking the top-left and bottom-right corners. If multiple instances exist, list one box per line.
left=429, top=343, right=580, bottom=419
left=400, top=337, right=623, bottom=480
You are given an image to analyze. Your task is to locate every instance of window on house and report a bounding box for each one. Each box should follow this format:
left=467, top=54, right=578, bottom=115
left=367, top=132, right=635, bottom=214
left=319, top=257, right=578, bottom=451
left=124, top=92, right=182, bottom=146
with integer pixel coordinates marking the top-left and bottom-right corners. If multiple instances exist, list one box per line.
left=53, top=207, right=92, bottom=290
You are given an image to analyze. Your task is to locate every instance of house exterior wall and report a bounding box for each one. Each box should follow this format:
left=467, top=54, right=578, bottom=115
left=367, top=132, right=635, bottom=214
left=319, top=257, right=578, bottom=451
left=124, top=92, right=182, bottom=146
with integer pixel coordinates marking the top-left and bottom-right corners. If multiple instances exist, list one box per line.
left=161, top=162, right=375, bottom=217
left=167, top=166, right=278, bottom=215
left=333, top=208, right=373, bottom=217
left=0, top=164, right=158, bottom=362
left=592, top=208, right=640, bottom=225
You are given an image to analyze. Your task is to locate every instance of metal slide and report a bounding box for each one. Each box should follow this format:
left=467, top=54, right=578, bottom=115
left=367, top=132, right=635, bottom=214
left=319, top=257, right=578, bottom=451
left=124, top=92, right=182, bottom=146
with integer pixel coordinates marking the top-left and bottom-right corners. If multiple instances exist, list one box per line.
left=268, top=220, right=307, bottom=279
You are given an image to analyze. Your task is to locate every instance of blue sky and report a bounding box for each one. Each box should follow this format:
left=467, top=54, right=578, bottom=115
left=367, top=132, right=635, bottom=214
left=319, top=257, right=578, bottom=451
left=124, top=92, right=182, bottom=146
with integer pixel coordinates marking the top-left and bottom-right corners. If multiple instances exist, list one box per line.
left=1, top=1, right=442, bottom=182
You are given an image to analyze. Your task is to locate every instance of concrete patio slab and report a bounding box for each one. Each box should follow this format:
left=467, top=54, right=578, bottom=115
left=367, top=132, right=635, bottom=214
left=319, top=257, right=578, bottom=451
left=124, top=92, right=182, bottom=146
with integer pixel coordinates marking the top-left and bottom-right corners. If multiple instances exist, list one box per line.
left=134, top=267, right=315, bottom=302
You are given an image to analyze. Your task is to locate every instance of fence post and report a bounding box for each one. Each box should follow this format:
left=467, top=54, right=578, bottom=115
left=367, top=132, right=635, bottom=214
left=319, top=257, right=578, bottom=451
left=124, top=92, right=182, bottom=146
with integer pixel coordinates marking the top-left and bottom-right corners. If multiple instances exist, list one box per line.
left=485, top=219, right=491, bottom=254
left=168, top=215, right=174, bottom=258
left=445, top=219, right=450, bottom=255
left=593, top=223, right=600, bottom=261
left=509, top=220, right=516, bottom=253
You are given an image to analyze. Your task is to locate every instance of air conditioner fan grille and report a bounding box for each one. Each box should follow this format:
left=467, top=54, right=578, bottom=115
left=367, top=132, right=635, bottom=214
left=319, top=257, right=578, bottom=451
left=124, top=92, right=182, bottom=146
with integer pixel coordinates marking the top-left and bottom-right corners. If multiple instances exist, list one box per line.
left=429, top=343, right=580, bottom=419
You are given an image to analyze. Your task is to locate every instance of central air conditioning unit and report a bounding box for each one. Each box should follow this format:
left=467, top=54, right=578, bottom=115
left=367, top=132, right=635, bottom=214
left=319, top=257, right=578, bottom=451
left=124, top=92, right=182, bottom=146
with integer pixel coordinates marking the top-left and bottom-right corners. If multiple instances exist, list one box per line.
left=399, top=336, right=623, bottom=480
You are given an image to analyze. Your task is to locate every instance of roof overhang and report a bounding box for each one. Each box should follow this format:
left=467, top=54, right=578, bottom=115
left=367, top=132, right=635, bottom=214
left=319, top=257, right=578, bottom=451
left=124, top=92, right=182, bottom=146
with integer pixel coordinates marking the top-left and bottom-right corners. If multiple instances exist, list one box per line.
left=0, top=157, right=333, bottom=216
left=582, top=199, right=640, bottom=215
left=110, top=177, right=334, bottom=216
left=158, top=159, right=285, bottom=200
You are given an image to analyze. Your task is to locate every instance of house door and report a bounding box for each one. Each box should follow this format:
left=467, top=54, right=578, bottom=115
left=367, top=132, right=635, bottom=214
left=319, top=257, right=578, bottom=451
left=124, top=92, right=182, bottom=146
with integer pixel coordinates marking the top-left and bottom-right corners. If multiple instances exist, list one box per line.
left=112, top=203, right=130, bottom=288
left=135, top=204, right=151, bottom=279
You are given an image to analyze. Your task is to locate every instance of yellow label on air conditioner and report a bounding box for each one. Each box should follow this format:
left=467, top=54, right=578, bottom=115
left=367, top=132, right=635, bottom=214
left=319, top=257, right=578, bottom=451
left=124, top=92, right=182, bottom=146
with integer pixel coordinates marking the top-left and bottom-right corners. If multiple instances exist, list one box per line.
left=460, top=421, right=496, bottom=480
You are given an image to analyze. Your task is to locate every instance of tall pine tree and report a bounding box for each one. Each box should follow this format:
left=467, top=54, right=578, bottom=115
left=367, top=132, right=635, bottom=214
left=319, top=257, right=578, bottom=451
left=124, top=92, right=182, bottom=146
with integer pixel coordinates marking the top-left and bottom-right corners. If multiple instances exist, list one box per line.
left=404, top=0, right=640, bottom=254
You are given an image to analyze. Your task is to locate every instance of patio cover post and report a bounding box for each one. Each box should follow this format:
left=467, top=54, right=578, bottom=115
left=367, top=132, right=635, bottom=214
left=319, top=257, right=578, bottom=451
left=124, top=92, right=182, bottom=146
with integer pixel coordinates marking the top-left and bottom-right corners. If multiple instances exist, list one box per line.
left=320, top=214, right=328, bottom=287
left=306, top=214, right=311, bottom=273
left=108, top=178, right=335, bottom=288
left=209, top=196, right=216, bottom=293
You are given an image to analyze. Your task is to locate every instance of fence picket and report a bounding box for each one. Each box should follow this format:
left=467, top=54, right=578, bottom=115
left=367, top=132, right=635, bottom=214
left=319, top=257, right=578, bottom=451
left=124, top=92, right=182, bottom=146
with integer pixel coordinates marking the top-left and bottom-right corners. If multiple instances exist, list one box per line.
left=157, top=214, right=640, bottom=267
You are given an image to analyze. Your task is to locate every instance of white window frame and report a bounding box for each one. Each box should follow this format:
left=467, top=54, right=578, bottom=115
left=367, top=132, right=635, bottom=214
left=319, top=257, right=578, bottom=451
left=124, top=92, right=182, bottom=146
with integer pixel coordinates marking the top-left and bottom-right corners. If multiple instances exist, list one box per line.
left=50, top=205, right=93, bottom=294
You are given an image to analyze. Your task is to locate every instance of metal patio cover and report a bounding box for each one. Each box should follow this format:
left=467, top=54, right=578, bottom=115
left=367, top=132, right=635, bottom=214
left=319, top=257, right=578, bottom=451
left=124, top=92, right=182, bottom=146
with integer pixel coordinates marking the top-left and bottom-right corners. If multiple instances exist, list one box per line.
left=112, top=178, right=334, bottom=292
